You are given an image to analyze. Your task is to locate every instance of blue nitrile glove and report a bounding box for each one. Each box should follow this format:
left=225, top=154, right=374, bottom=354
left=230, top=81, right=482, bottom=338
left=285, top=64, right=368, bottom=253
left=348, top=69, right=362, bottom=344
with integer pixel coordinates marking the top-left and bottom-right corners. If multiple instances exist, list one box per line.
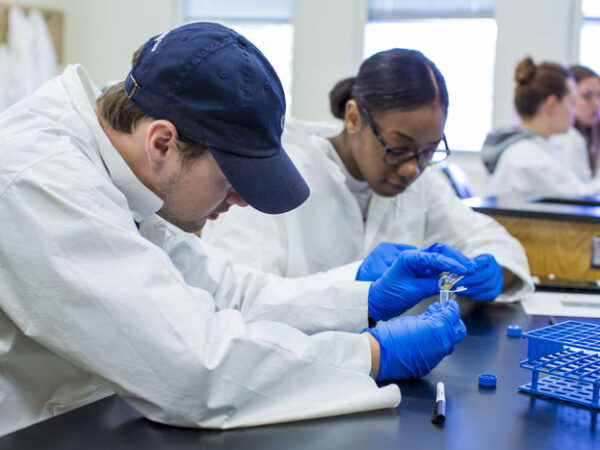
left=356, top=242, right=417, bottom=281
left=366, top=299, right=466, bottom=381
left=368, top=244, right=475, bottom=322
left=420, top=242, right=477, bottom=271
left=459, top=253, right=503, bottom=301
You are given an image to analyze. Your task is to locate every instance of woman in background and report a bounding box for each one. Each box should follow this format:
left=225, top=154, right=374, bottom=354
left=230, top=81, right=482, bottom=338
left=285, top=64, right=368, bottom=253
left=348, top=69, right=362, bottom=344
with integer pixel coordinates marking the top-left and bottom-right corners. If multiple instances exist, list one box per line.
left=203, top=48, right=532, bottom=303
left=483, top=57, right=600, bottom=197
left=548, top=65, right=600, bottom=182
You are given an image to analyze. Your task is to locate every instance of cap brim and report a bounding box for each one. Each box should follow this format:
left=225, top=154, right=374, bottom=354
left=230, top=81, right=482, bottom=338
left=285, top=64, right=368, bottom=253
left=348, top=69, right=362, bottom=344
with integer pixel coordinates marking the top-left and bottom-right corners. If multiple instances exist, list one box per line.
left=209, top=146, right=310, bottom=214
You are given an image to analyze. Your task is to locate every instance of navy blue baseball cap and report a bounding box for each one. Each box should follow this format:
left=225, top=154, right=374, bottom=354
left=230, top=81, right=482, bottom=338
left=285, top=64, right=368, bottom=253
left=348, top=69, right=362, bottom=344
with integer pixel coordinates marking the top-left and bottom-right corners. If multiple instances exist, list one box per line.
left=123, top=22, right=309, bottom=214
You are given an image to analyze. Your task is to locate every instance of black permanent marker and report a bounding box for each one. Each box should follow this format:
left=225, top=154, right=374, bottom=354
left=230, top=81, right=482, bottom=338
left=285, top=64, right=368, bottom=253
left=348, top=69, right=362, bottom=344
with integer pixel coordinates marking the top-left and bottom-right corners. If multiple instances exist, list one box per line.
left=431, top=382, right=446, bottom=424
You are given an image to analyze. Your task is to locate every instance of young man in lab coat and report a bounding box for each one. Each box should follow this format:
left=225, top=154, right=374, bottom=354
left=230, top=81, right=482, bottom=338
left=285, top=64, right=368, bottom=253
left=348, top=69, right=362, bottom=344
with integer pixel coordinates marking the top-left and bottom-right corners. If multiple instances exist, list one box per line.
left=0, top=23, right=470, bottom=435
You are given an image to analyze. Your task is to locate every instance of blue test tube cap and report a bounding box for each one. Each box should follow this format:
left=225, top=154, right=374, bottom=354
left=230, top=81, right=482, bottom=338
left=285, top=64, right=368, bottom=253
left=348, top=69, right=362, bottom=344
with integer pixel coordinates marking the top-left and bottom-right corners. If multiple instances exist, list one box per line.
left=506, top=324, right=522, bottom=337
left=479, top=374, right=497, bottom=388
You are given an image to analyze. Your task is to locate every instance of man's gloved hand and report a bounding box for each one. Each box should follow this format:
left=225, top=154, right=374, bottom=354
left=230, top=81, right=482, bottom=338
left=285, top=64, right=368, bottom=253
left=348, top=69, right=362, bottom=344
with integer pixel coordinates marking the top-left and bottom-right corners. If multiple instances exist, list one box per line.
left=356, top=242, right=417, bottom=281
left=459, top=253, right=503, bottom=301
left=365, top=299, right=466, bottom=381
left=368, top=243, right=475, bottom=322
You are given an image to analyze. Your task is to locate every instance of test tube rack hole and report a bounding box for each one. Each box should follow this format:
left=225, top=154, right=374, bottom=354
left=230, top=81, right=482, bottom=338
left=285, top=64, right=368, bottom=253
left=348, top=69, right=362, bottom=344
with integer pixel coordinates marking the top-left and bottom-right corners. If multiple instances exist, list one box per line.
left=519, top=320, right=600, bottom=409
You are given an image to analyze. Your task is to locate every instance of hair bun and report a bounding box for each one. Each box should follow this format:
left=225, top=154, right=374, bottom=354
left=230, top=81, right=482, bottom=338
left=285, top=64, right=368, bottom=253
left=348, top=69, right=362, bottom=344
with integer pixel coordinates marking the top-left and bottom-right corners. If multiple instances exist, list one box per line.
left=329, top=77, right=356, bottom=119
left=515, top=57, right=536, bottom=85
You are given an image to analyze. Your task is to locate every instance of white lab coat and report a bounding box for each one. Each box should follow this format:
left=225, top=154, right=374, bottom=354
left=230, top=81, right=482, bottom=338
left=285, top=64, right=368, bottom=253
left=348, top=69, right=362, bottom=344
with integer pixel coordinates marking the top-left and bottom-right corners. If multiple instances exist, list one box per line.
left=0, top=65, right=400, bottom=436
left=29, top=9, right=59, bottom=87
left=0, top=44, right=9, bottom=111
left=548, top=128, right=597, bottom=182
left=489, top=133, right=600, bottom=197
left=6, top=6, right=38, bottom=105
left=203, top=119, right=532, bottom=302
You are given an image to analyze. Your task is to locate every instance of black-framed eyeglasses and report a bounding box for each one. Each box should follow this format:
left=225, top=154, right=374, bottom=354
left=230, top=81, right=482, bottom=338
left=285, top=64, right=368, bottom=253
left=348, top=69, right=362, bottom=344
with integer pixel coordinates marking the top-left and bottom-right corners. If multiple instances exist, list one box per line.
left=360, top=107, right=450, bottom=167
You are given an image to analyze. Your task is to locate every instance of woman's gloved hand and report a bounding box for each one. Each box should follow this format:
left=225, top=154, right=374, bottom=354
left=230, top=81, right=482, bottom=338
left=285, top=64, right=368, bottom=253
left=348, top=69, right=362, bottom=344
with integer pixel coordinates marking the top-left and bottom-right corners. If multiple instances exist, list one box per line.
left=365, top=299, right=466, bottom=380
left=458, top=253, right=503, bottom=301
left=367, top=243, right=475, bottom=321
left=356, top=242, right=417, bottom=281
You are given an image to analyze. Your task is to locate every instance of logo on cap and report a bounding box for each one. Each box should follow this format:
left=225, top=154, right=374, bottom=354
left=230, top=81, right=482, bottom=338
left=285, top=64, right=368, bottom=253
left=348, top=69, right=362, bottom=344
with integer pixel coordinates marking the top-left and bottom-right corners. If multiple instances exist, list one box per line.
left=151, top=32, right=169, bottom=52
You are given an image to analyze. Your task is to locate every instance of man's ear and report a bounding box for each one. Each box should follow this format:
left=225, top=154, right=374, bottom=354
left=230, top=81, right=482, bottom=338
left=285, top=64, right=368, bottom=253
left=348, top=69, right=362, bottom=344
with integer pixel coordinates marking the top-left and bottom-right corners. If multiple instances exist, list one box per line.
left=344, top=100, right=364, bottom=135
left=146, top=120, right=179, bottom=172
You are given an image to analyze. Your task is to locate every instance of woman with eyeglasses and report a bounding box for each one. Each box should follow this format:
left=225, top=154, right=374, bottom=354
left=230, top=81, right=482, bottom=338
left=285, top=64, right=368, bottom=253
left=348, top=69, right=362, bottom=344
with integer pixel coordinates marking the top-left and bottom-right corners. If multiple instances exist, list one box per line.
left=548, top=65, right=600, bottom=182
left=483, top=57, right=600, bottom=197
left=572, top=66, right=600, bottom=171
left=203, top=48, right=532, bottom=303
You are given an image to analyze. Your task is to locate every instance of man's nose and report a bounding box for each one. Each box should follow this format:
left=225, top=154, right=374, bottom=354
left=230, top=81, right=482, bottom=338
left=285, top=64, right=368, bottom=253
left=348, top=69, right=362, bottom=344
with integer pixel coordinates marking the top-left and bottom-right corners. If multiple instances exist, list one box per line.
left=226, top=188, right=249, bottom=207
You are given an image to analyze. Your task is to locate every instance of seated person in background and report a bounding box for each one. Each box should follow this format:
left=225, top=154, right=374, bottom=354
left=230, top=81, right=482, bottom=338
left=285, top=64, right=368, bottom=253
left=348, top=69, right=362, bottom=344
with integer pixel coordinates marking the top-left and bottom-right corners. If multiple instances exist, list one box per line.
left=548, top=65, right=600, bottom=182
left=203, top=48, right=532, bottom=303
left=482, top=57, right=600, bottom=197
left=0, top=23, right=471, bottom=435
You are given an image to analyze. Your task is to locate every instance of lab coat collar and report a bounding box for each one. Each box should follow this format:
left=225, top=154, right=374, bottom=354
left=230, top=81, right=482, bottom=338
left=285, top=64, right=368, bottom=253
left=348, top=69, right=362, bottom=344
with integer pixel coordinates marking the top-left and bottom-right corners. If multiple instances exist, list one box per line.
left=308, top=133, right=348, bottom=186
left=309, top=129, right=395, bottom=250
left=62, top=65, right=163, bottom=222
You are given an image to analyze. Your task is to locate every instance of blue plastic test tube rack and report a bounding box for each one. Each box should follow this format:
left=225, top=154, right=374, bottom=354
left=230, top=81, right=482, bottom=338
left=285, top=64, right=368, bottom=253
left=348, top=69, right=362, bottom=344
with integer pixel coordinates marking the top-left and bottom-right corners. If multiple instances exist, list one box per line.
left=519, top=320, right=600, bottom=409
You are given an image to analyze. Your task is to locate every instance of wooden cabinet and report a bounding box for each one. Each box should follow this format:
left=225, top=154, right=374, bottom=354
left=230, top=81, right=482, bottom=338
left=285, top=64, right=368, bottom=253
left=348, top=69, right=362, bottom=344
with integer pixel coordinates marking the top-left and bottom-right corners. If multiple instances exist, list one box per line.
left=465, top=196, right=600, bottom=283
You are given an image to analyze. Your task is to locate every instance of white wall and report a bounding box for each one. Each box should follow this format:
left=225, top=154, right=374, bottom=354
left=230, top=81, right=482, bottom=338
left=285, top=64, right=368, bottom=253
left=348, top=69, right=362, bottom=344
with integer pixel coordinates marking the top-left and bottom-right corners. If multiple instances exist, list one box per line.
left=5, top=0, right=183, bottom=87
left=61, top=0, right=183, bottom=87
left=492, top=0, right=583, bottom=128
left=291, top=0, right=366, bottom=121
left=5, top=0, right=67, bottom=9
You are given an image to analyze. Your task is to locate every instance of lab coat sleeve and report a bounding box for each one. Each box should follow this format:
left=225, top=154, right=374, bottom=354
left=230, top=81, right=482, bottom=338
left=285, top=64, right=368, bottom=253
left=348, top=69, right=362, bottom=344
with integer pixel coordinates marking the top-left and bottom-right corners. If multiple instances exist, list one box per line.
left=143, top=216, right=370, bottom=335
left=421, top=170, right=533, bottom=302
left=0, top=151, right=399, bottom=429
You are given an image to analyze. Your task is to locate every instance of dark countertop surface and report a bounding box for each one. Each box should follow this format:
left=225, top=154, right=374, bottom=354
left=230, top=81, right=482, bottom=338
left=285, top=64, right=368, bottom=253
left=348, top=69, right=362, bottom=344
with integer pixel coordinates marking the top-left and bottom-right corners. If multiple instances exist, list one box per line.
left=1, top=299, right=599, bottom=450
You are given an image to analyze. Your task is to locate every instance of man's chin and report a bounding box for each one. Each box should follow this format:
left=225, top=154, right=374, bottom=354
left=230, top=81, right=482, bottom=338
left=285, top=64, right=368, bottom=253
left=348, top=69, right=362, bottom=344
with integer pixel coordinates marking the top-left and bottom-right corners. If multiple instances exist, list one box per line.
left=174, top=220, right=207, bottom=234
left=190, top=219, right=208, bottom=234
left=157, top=211, right=207, bottom=234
